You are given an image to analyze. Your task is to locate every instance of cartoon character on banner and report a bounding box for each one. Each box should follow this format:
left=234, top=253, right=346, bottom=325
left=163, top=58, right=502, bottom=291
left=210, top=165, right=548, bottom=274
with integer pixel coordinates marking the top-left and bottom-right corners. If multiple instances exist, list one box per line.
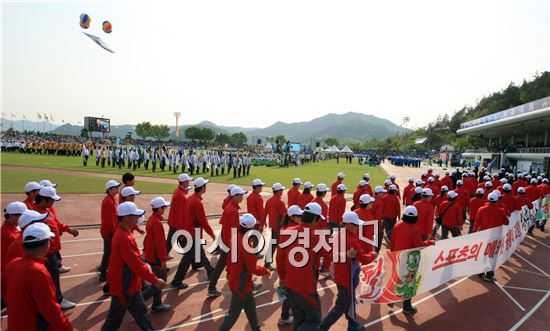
left=394, top=250, right=422, bottom=299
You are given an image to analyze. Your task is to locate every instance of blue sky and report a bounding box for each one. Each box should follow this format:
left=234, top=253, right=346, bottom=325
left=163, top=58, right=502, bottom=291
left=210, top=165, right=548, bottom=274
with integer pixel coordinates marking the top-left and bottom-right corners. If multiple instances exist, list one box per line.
left=2, top=0, right=549, bottom=129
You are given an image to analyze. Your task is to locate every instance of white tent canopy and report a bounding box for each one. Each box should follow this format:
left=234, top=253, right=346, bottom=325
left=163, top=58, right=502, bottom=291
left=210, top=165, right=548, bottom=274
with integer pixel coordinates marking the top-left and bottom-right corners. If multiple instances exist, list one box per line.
left=264, top=143, right=273, bottom=151
left=328, top=145, right=340, bottom=152
left=340, top=145, right=353, bottom=153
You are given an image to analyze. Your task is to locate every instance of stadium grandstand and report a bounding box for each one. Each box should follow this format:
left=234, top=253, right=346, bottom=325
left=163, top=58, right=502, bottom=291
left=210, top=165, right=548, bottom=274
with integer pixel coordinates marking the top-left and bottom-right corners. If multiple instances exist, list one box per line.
left=458, top=96, right=550, bottom=174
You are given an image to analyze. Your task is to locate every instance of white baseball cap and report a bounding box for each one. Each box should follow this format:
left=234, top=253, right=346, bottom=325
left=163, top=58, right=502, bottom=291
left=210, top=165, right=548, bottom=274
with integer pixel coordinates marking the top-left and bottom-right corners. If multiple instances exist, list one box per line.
left=230, top=186, right=248, bottom=196
left=427, top=167, right=433, bottom=171
left=503, top=183, right=512, bottom=191
left=105, top=180, right=121, bottom=190
left=359, top=194, right=374, bottom=204
left=38, top=186, right=61, bottom=201
left=303, top=181, right=314, bottom=189
left=408, top=177, right=414, bottom=182
left=252, top=179, right=265, bottom=186
left=293, top=178, right=303, bottom=185
left=121, top=186, right=141, bottom=197
left=476, top=188, right=485, bottom=195
left=441, top=185, right=449, bottom=192
left=287, top=205, right=304, bottom=217
left=337, top=172, right=345, bottom=179
left=5, top=201, right=27, bottom=215
left=447, top=191, right=458, bottom=199
left=414, top=187, right=423, bottom=194
left=24, top=181, right=41, bottom=193
left=428, top=177, right=435, bottom=183
left=19, top=210, right=48, bottom=229
left=456, top=180, right=463, bottom=186
left=22, top=223, right=55, bottom=243
left=343, top=211, right=364, bottom=226
left=494, top=190, right=502, bottom=198
left=518, top=187, right=526, bottom=194
left=337, top=184, right=347, bottom=191
left=39, top=179, right=57, bottom=188
left=384, top=179, right=392, bottom=186
left=151, top=197, right=170, bottom=208
left=485, top=182, right=493, bottom=188
left=374, top=186, right=387, bottom=194
left=227, top=184, right=237, bottom=192
left=500, top=178, right=508, bottom=183
left=358, top=180, right=367, bottom=187
left=415, top=180, right=425, bottom=186
left=530, top=178, right=538, bottom=184
left=272, top=183, right=285, bottom=191
left=403, top=205, right=418, bottom=217
left=239, top=213, right=257, bottom=229
left=178, top=173, right=193, bottom=182
left=304, top=202, right=325, bottom=220
left=389, top=185, right=397, bottom=191
left=117, top=202, right=145, bottom=217
left=488, top=191, right=499, bottom=202
left=194, top=177, right=210, bottom=188
left=316, top=183, right=330, bottom=192
left=363, top=173, right=371, bottom=179
left=390, top=174, right=397, bottom=180
left=422, top=188, right=433, bottom=196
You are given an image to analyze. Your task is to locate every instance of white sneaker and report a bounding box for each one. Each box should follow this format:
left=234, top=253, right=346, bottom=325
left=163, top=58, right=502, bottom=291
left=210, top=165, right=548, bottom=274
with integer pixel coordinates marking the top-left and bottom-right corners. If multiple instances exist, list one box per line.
left=60, top=298, right=76, bottom=310
left=278, top=316, right=293, bottom=326
left=59, top=266, right=71, bottom=274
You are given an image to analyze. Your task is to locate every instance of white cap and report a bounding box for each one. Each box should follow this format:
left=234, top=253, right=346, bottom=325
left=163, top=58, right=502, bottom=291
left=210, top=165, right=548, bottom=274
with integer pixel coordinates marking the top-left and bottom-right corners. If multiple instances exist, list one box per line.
left=447, top=191, right=458, bottom=199
left=337, top=172, right=345, bottom=179
left=343, top=211, right=364, bottom=226
left=503, top=183, right=512, bottom=191
left=304, top=202, right=325, bottom=220
left=384, top=179, right=392, bottom=186
left=287, top=205, right=304, bottom=217
left=121, top=186, right=141, bottom=197
left=485, top=182, right=493, bottom=188
left=494, top=190, right=502, bottom=198
left=428, top=177, right=435, bottom=183
left=19, top=210, right=48, bottom=229
left=252, top=179, right=265, bottom=186
left=518, top=173, right=524, bottom=178
left=456, top=180, right=463, bottom=186
left=359, top=194, right=374, bottom=204
left=230, top=186, right=248, bottom=196
left=194, top=177, right=210, bottom=188
left=537, top=176, right=543, bottom=181
left=22, top=223, right=55, bottom=243
left=227, top=184, right=237, bottom=192
left=303, top=182, right=313, bottom=189
left=403, top=206, right=418, bottom=217
left=293, top=178, right=303, bottom=185
left=422, top=188, right=433, bottom=196
left=500, top=178, right=508, bottom=183
left=543, top=178, right=549, bottom=183
left=462, top=173, right=468, bottom=177
left=518, top=187, right=526, bottom=194
left=117, top=202, right=145, bottom=217
left=358, top=180, right=367, bottom=187
left=178, top=173, right=193, bottom=182
left=5, top=201, right=27, bottom=215
left=427, top=167, right=433, bottom=171
left=316, top=183, right=330, bottom=192
left=363, top=173, right=371, bottom=179
left=445, top=171, right=450, bottom=175
left=389, top=184, right=397, bottom=191
left=239, top=213, right=256, bottom=229
left=24, top=181, right=41, bottom=193
left=39, top=180, right=57, bottom=188
left=38, top=186, right=61, bottom=201
left=105, top=180, right=121, bottom=190
left=415, top=180, right=425, bottom=186
left=408, top=177, right=414, bottom=182
left=337, top=184, right=347, bottom=191
left=414, top=187, right=423, bottom=194
left=488, top=191, right=499, bottom=202
left=272, top=183, right=285, bottom=191
left=476, top=188, right=485, bottom=195
left=151, top=197, right=170, bottom=208
left=435, top=173, right=441, bottom=178
left=483, top=176, right=491, bottom=181
left=390, top=174, right=397, bottom=180
left=441, top=185, right=449, bottom=192
left=530, top=178, right=538, bottom=184
left=374, top=186, right=387, bottom=194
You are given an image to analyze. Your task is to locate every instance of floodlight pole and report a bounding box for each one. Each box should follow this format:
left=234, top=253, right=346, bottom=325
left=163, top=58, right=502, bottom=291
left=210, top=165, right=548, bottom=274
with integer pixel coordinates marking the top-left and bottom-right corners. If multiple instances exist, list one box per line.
left=174, top=112, right=181, bottom=137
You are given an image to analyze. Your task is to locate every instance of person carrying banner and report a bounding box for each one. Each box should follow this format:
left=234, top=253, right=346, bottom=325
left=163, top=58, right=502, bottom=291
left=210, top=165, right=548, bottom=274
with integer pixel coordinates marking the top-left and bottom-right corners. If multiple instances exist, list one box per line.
left=390, top=206, right=434, bottom=314
left=320, top=211, right=377, bottom=331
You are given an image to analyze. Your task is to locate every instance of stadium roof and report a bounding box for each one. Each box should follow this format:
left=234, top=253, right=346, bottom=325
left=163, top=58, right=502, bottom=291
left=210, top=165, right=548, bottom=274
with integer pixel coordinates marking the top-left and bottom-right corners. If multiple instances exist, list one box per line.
left=456, top=96, right=550, bottom=138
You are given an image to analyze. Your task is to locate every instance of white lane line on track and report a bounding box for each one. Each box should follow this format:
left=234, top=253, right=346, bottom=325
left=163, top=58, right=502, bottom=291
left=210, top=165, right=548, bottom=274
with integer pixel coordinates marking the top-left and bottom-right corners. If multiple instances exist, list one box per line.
left=513, top=252, right=550, bottom=277
left=502, top=285, right=549, bottom=293
left=253, top=290, right=270, bottom=298
left=362, top=276, right=469, bottom=328
left=192, top=308, right=223, bottom=321
left=495, top=281, right=526, bottom=311
left=525, top=236, right=550, bottom=249
left=509, top=290, right=550, bottom=331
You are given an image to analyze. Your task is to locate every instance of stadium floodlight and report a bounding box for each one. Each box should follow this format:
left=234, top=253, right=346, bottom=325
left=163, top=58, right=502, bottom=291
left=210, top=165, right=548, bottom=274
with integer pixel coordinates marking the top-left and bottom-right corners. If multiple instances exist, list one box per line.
left=174, top=112, right=182, bottom=137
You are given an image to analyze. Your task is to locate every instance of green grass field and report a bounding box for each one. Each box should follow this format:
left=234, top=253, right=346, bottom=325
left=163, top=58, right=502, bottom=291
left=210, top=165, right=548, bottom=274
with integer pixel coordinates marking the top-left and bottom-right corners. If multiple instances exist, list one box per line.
left=1, top=152, right=387, bottom=193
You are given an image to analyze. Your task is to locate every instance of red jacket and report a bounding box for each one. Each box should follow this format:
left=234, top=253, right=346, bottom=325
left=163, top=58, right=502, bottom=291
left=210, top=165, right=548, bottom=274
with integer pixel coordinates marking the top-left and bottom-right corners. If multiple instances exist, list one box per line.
left=328, top=194, right=346, bottom=225
left=1, top=221, right=20, bottom=296
left=6, top=254, right=73, bottom=331
left=101, top=194, right=118, bottom=238
left=265, top=195, right=286, bottom=233
left=441, top=176, right=453, bottom=190
left=330, top=179, right=343, bottom=197
left=455, top=188, right=470, bottom=209
left=352, top=187, right=369, bottom=208
left=227, top=232, right=266, bottom=298
left=334, top=230, right=376, bottom=292
left=391, top=181, right=401, bottom=199
left=438, top=200, right=463, bottom=228
left=183, top=193, right=215, bottom=239
left=499, top=192, right=519, bottom=215
left=468, top=196, right=485, bottom=220
left=474, top=203, right=509, bottom=232
left=512, top=179, right=528, bottom=194
left=6, top=236, right=24, bottom=267
left=371, top=197, right=384, bottom=223
left=525, top=185, right=540, bottom=203
left=312, top=197, right=328, bottom=229
left=435, top=194, right=447, bottom=215
left=517, top=195, right=533, bottom=209
left=300, top=192, right=314, bottom=209
left=108, top=226, right=159, bottom=297
left=220, top=200, right=240, bottom=248
left=390, top=221, right=432, bottom=251
left=413, top=199, right=434, bottom=237
left=403, top=184, right=415, bottom=206
left=23, top=196, right=35, bottom=210
left=247, top=191, right=265, bottom=227
left=381, top=194, right=400, bottom=219
left=167, top=186, right=189, bottom=229
left=33, top=205, right=68, bottom=255
left=354, top=207, right=375, bottom=253
left=143, top=213, right=168, bottom=265
left=538, top=183, right=550, bottom=197
left=287, top=187, right=301, bottom=207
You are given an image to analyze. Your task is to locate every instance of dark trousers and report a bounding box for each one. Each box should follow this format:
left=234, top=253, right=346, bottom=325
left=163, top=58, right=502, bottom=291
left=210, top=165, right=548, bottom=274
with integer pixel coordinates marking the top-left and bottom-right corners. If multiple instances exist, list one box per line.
left=403, top=298, right=413, bottom=311
left=281, top=297, right=291, bottom=320
left=45, top=253, right=63, bottom=302
left=208, top=251, right=227, bottom=291
left=83, top=156, right=88, bottom=166
left=287, top=288, right=321, bottom=331
left=173, top=238, right=213, bottom=283
left=266, top=231, right=279, bottom=267
left=375, top=232, right=383, bottom=253
left=99, top=236, right=112, bottom=277
left=441, top=225, right=461, bottom=239
left=469, top=219, right=475, bottom=234
left=147, top=263, right=167, bottom=307
left=320, top=285, right=359, bottom=331
left=166, top=226, right=177, bottom=253
left=383, top=217, right=396, bottom=239
left=219, top=291, right=261, bottom=331
left=144, top=160, right=149, bottom=170
left=101, top=290, right=156, bottom=331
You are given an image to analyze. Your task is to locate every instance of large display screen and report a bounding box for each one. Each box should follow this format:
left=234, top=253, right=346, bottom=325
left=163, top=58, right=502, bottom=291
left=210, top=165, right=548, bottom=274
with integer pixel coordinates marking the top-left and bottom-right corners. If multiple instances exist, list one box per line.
left=85, top=117, right=110, bottom=132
